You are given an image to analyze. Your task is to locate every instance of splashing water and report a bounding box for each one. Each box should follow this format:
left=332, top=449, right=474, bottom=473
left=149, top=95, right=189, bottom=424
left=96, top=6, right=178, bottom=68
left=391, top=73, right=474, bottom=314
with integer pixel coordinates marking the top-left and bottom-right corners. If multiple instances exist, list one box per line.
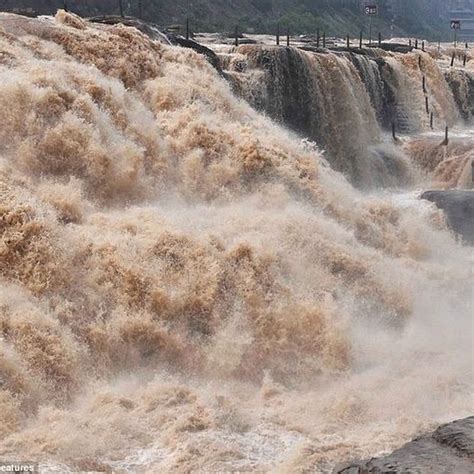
left=0, top=12, right=472, bottom=473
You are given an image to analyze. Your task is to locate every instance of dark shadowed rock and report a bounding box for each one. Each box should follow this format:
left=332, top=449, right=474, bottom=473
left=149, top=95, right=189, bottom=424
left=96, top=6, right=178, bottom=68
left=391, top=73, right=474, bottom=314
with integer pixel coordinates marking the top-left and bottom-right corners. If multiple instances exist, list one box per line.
left=335, top=417, right=474, bottom=473
left=421, top=190, right=474, bottom=244
left=88, top=15, right=171, bottom=43
left=167, top=35, right=222, bottom=73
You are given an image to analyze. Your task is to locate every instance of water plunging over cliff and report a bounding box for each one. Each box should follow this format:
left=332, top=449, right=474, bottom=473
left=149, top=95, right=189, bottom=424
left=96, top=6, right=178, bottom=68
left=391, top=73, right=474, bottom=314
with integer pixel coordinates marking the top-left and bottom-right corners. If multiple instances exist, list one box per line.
left=0, top=12, right=472, bottom=473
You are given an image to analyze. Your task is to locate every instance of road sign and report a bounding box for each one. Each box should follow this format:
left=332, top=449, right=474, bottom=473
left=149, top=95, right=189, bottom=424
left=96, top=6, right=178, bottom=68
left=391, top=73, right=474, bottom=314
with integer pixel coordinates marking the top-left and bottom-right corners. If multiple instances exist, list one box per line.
left=451, top=20, right=461, bottom=30
left=365, top=5, right=378, bottom=16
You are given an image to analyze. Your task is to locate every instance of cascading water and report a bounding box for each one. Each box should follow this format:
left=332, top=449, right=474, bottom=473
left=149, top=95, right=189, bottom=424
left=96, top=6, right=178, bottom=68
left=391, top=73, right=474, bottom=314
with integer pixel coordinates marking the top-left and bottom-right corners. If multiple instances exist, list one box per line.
left=0, top=11, right=472, bottom=473
left=221, top=44, right=464, bottom=189
left=345, top=53, right=386, bottom=125
left=224, top=45, right=386, bottom=185
left=445, top=68, right=474, bottom=122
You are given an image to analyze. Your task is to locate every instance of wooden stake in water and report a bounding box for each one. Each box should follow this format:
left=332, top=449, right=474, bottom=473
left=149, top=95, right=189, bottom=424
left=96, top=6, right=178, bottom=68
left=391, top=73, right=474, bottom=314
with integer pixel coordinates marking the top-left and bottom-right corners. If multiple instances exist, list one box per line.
left=317, top=28, right=320, bottom=48
left=235, top=26, right=239, bottom=47
left=347, top=34, right=350, bottom=49
left=276, top=24, right=280, bottom=45
left=392, top=122, right=397, bottom=141
left=441, top=126, right=449, bottom=146
left=287, top=28, right=290, bottom=47
left=430, top=112, right=434, bottom=130
left=359, top=30, right=363, bottom=48
left=425, top=96, right=429, bottom=114
left=451, top=52, right=455, bottom=67
left=323, top=32, right=326, bottom=48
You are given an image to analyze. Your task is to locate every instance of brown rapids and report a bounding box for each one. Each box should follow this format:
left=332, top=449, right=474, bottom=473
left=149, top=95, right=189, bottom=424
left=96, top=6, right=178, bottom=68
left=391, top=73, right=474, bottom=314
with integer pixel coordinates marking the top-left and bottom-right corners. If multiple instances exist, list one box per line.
left=0, top=11, right=472, bottom=473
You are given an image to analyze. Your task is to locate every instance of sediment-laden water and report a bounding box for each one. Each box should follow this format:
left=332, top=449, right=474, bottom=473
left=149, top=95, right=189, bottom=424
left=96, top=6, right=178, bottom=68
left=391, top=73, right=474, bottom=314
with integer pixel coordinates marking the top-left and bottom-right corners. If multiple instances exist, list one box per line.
left=0, top=11, right=472, bottom=473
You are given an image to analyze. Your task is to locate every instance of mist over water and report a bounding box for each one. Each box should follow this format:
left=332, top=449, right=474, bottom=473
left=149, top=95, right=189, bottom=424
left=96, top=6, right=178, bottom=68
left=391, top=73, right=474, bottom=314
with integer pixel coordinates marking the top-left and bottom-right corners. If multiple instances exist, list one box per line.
left=0, top=11, right=472, bottom=473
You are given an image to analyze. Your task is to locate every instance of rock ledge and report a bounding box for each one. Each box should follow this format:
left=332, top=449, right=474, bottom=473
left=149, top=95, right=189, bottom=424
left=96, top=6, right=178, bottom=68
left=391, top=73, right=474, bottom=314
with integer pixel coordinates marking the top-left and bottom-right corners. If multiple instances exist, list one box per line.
left=335, top=416, right=474, bottom=473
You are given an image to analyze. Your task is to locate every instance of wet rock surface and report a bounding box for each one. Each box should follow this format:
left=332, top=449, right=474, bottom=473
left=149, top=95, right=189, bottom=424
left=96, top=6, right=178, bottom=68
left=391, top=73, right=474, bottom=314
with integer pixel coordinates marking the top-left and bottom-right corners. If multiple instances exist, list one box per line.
left=421, top=190, right=474, bottom=244
left=335, top=417, right=474, bottom=473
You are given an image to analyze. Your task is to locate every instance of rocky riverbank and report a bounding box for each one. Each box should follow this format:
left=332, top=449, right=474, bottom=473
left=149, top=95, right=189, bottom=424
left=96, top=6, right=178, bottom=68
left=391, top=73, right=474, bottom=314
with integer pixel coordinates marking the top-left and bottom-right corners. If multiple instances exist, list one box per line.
left=421, top=190, right=474, bottom=244
left=336, top=417, right=474, bottom=473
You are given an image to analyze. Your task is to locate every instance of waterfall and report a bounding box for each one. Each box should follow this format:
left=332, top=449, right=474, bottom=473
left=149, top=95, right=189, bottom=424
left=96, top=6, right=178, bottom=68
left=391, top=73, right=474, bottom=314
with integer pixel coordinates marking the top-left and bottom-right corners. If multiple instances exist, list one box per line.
left=221, top=45, right=462, bottom=188
left=0, top=12, right=471, bottom=473
left=445, top=68, right=474, bottom=123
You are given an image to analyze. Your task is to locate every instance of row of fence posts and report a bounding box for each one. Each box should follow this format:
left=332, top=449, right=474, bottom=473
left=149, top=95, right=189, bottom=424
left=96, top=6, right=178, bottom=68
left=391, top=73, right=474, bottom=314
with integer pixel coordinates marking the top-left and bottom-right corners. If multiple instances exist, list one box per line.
left=231, top=25, right=470, bottom=61
left=450, top=43, right=469, bottom=67
left=273, top=27, right=385, bottom=49
left=99, top=5, right=471, bottom=63
left=77, top=3, right=471, bottom=60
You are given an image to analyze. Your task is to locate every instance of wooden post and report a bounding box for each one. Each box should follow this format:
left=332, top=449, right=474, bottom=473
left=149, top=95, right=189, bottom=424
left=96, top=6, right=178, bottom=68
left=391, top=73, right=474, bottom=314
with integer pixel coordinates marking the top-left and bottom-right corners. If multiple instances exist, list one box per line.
left=418, top=55, right=422, bottom=68
left=287, top=28, right=290, bottom=47
left=119, top=0, right=124, bottom=17
left=276, top=24, right=280, bottom=45
left=441, top=126, right=449, bottom=146
left=409, top=39, right=412, bottom=48
left=422, top=76, right=426, bottom=93
left=347, top=34, right=350, bottom=48
left=425, top=96, right=429, bottom=114
left=235, top=26, right=239, bottom=47
left=323, top=32, right=326, bottom=48
left=451, top=52, right=455, bottom=67
left=359, top=30, right=363, bottom=48
left=430, top=112, right=434, bottom=130
left=471, top=160, right=474, bottom=187
left=422, top=41, right=425, bottom=52
left=466, top=42, right=469, bottom=49
left=378, top=32, right=381, bottom=46
left=392, top=122, right=397, bottom=141
left=463, top=54, right=467, bottom=67
left=186, top=18, right=190, bottom=40
left=317, top=28, right=320, bottom=48
left=415, top=39, right=418, bottom=49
